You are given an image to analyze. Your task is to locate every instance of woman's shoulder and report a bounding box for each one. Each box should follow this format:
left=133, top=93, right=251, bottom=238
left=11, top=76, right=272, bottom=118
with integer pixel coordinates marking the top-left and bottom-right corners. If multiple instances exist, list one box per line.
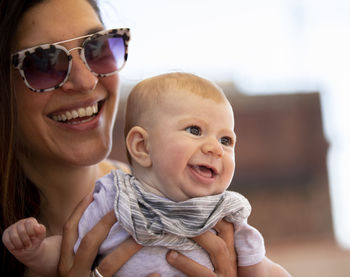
left=100, top=159, right=131, bottom=175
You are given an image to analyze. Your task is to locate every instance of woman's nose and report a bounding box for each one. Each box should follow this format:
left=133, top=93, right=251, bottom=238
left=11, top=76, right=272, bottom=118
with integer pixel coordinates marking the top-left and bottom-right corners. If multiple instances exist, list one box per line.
left=201, top=137, right=224, bottom=158
left=61, top=52, right=98, bottom=93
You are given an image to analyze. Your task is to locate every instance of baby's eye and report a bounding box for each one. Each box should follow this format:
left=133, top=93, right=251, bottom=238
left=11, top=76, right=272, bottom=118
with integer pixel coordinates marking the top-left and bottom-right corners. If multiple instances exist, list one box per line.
left=185, top=126, right=202, bottom=136
left=220, top=136, right=233, bottom=146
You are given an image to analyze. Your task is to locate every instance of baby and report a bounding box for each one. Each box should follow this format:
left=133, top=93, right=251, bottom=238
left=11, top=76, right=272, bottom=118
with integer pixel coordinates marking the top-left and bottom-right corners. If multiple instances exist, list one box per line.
left=3, top=73, right=289, bottom=276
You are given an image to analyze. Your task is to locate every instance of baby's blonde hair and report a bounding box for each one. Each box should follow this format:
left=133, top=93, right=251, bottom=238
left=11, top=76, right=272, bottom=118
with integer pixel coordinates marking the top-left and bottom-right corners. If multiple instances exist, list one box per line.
left=124, top=72, right=228, bottom=163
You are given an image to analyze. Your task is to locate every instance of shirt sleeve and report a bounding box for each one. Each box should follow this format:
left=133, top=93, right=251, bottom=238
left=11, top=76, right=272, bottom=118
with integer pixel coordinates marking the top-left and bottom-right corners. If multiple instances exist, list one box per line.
left=234, top=219, right=266, bottom=266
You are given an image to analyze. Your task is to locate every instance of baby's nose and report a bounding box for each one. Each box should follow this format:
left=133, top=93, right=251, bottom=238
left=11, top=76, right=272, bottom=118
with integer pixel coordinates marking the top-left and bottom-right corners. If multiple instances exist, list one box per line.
left=201, top=138, right=224, bottom=158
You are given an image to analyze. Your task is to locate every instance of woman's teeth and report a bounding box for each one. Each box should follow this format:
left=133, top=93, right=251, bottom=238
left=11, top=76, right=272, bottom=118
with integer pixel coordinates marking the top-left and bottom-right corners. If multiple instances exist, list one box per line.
left=52, top=103, right=98, bottom=123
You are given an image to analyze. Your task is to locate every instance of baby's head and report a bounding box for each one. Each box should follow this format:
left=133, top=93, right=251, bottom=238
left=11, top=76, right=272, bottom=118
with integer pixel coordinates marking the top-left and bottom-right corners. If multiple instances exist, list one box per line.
left=124, top=72, right=236, bottom=201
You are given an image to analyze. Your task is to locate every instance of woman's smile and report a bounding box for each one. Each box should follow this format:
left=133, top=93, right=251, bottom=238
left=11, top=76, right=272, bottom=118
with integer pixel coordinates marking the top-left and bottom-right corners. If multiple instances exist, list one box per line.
left=50, top=102, right=99, bottom=123
left=46, top=98, right=109, bottom=132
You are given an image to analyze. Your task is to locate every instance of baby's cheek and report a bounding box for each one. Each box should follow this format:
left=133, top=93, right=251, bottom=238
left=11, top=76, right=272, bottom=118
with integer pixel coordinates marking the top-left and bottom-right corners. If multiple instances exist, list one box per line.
left=223, top=157, right=235, bottom=187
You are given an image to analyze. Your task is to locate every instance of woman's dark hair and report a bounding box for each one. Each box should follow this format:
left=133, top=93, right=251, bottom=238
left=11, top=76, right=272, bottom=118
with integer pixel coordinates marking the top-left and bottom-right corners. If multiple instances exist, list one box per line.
left=0, top=1, right=102, bottom=275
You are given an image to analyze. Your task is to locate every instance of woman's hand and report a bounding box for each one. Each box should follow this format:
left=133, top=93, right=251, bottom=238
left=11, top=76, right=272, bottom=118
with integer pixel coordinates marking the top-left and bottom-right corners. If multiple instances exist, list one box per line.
left=166, top=220, right=237, bottom=277
left=57, top=193, right=142, bottom=277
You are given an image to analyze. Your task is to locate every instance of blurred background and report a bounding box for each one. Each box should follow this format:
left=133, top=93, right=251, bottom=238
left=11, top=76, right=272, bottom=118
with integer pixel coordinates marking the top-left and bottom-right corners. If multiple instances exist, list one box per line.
left=100, top=0, right=350, bottom=276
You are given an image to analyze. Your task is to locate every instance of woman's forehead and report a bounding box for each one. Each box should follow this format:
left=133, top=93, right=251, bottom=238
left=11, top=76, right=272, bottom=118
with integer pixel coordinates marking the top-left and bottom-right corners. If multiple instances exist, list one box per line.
left=14, top=0, right=102, bottom=50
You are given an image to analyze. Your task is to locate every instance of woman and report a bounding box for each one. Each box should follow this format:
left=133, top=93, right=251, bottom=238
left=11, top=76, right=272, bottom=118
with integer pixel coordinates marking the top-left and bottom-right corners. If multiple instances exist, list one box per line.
left=0, top=0, right=237, bottom=276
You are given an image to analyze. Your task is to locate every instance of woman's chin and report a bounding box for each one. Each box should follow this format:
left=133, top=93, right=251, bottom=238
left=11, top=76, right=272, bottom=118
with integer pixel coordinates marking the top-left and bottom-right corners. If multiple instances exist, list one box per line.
left=57, top=143, right=112, bottom=167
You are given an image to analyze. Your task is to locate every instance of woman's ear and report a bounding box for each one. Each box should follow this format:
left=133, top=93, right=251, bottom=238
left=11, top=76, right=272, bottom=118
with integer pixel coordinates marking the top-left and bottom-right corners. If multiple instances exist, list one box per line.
left=126, top=126, right=152, bottom=168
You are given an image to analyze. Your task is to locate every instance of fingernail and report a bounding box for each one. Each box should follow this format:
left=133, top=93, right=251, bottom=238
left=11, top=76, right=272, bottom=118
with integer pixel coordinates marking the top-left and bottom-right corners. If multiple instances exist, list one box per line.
left=169, top=250, right=178, bottom=260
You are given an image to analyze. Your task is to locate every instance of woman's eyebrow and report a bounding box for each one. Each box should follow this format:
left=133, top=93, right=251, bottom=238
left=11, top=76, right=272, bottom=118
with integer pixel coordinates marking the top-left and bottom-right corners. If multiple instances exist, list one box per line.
left=85, top=26, right=105, bottom=36
left=18, top=26, right=104, bottom=50
left=54, top=26, right=104, bottom=45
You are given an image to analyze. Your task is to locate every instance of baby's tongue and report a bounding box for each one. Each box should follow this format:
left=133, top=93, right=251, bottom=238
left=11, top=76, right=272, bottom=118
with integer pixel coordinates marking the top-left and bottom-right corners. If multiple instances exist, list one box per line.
left=193, top=165, right=212, bottom=178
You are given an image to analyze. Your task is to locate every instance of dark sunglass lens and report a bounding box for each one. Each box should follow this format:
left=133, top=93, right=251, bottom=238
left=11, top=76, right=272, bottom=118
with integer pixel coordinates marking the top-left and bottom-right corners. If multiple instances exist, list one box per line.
left=84, top=35, right=125, bottom=75
left=23, top=47, right=69, bottom=90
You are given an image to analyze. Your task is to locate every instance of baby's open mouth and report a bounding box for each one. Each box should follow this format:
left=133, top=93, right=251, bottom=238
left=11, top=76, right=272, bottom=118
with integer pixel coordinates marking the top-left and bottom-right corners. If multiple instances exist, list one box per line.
left=49, top=101, right=103, bottom=124
left=190, top=165, right=217, bottom=178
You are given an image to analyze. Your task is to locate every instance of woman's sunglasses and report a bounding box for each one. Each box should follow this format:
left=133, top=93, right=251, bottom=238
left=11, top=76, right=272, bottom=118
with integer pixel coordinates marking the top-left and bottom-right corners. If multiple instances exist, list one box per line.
left=12, top=28, right=130, bottom=92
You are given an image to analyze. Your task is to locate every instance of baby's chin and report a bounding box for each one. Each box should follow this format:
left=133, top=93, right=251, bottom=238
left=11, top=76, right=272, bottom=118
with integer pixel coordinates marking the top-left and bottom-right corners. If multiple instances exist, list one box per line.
left=171, top=189, right=226, bottom=203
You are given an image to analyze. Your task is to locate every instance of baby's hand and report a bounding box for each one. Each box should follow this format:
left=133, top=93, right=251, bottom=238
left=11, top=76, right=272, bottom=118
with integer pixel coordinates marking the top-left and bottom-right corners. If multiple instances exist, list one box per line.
left=2, top=217, right=46, bottom=259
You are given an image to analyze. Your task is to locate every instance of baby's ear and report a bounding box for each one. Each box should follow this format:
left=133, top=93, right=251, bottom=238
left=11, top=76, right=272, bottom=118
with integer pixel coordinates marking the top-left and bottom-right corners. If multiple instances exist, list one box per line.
left=126, top=126, right=152, bottom=168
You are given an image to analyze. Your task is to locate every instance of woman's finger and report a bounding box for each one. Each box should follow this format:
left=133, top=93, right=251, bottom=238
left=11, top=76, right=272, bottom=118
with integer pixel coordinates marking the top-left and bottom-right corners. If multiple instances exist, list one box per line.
left=71, top=211, right=117, bottom=276
left=213, top=220, right=236, bottom=264
left=192, top=227, right=237, bottom=277
left=166, top=250, right=216, bottom=277
left=58, top=193, right=93, bottom=276
left=166, top=221, right=237, bottom=277
left=96, top=236, right=143, bottom=277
